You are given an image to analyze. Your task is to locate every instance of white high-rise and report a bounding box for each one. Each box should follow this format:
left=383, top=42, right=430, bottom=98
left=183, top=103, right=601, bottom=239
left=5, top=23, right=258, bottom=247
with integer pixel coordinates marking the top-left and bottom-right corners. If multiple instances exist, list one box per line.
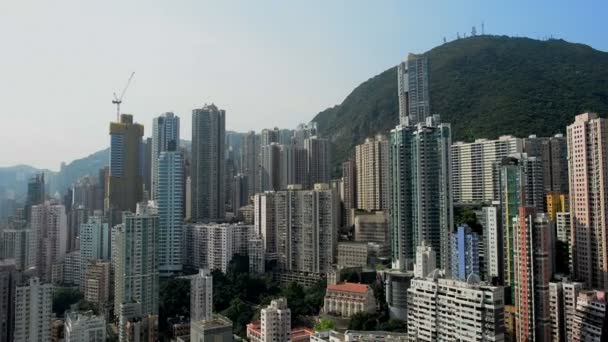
left=481, top=204, right=501, bottom=281
left=155, top=145, right=184, bottom=275
left=64, top=311, right=106, bottom=342
left=187, top=223, right=251, bottom=273
left=113, top=202, right=159, bottom=317
left=254, top=184, right=337, bottom=274
left=30, top=202, right=67, bottom=282
left=451, top=135, right=523, bottom=204
left=414, top=241, right=436, bottom=278
left=261, top=298, right=291, bottom=342
left=79, top=215, right=109, bottom=289
left=407, top=274, right=505, bottom=341
left=151, top=112, right=180, bottom=198
left=191, top=269, right=213, bottom=322
left=13, top=277, right=53, bottom=342
left=355, top=135, right=390, bottom=211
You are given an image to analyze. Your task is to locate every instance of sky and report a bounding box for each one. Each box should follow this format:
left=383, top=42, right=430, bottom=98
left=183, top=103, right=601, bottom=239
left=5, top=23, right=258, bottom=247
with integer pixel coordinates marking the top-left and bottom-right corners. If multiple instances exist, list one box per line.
left=0, top=0, right=606, bottom=170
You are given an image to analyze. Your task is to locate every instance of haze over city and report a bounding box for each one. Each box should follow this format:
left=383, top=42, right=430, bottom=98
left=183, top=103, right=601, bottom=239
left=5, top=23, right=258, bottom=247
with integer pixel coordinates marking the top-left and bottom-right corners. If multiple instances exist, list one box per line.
left=1, top=0, right=607, bottom=170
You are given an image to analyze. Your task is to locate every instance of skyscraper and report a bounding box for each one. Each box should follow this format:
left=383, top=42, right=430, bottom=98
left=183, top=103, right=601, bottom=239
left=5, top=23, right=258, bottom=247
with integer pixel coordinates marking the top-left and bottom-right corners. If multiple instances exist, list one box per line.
left=523, top=134, right=569, bottom=194
left=79, top=215, right=109, bottom=288
left=304, top=136, right=331, bottom=189
left=0, top=261, right=17, bottom=342
left=191, top=269, right=213, bottom=322
left=567, top=112, right=608, bottom=290
left=342, top=159, right=357, bottom=227
left=389, top=116, right=452, bottom=271
left=151, top=112, right=180, bottom=198
left=155, top=143, right=184, bottom=275
left=407, top=274, right=505, bottom=341
left=254, top=184, right=337, bottom=274
left=513, top=209, right=553, bottom=341
left=30, top=202, right=67, bottom=282
left=481, top=203, right=502, bottom=282
left=355, top=135, right=390, bottom=211
left=241, top=131, right=260, bottom=198
left=260, top=143, right=282, bottom=192
left=13, top=277, right=53, bottom=342
left=25, top=173, right=45, bottom=223
left=498, top=153, right=544, bottom=297
left=451, top=135, right=523, bottom=204
left=397, top=54, right=430, bottom=125
left=106, top=114, right=144, bottom=222
left=261, top=298, right=291, bottom=342
left=450, top=224, right=480, bottom=281
left=191, top=104, right=226, bottom=221
left=113, top=202, right=159, bottom=317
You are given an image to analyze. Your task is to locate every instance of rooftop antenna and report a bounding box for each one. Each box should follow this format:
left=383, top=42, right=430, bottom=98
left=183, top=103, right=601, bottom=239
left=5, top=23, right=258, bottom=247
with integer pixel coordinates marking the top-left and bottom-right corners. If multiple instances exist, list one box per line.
left=112, top=72, right=135, bottom=122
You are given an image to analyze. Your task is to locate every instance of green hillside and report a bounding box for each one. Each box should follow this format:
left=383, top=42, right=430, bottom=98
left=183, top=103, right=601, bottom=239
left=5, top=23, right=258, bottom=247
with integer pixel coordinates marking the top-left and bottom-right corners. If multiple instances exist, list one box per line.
left=313, top=35, right=608, bottom=173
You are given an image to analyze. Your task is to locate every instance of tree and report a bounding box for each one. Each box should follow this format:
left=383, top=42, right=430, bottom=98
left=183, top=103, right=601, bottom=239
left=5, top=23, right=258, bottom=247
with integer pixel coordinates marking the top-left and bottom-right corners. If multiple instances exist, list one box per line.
left=52, top=287, right=83, bottom=317
left=222, top=298, right=254, bottom=337
left=348, top=312, right=379, bottom=330
left=314, top=317, right=335, bottom=331
left=159, top=278, right=190, bottom=333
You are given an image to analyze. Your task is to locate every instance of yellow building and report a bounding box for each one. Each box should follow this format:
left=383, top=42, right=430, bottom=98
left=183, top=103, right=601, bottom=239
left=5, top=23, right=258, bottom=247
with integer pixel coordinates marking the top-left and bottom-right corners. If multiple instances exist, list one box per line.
left=546, top=192, right=568, bottom=222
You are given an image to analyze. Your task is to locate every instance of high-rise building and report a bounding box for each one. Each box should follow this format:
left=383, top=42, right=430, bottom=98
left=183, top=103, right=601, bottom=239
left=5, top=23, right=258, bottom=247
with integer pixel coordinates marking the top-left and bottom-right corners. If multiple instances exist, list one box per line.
left=571, top=290, right=607, bottom=342
left=64, top=311, right=106, bottom=342
left=186, top=223, right=251, bottom=273
left=556, top=212, right=572, bottom=273
left=253, top=184, right=337, bottom=274
left=155, top=144, right=184, bottom=275
left=151, top=112, right=180, bottom=199
left=546, top=192, right=568, bottom=222
left=261, top=127, right=281, bottom=146
left=191, top=104, right=226, bottom=220
left=248, top=238, right=265, bottom=274
left=106, top=114, right=144, bottom=222
left=13, top=277, right=53, bottom=342
left=523, top=134, right=569, bottom=194
left=79, top=215, right=109, bottom=288
left=451, top=136, right=523, bottom=204
left=30, top=202, right=67, bottom=282
left=190, top=269, right=213, bottom=322
left=241, top=131, right=260, bottom=198
left=450, top=224, right=480, bottom=281
left=232, top=173, right=249, bottom=213
left=25, top=173, right=45, bottom=223
left=397, top=54, right=430, bottom=125
left=260, top=143, right=282, bottom=191
left=142, top=137, right=153, bottom=197
left=513, top=208, right=553, bottom=341
left=353, top=211, right=389, bottom=245
left=304, top=137, right=331, bottom=189
left=261, top=298, right=291, bottom=342
left=191, top=315, right=234, bottom=342
left=548, top=279, right=584, bottom=342
left=118, top=302, right=158, bottom=342
left=292, top=122, right=318, bottom=148
left=481, top=203, right=502, bottom=282
left=498, top=153, right=544, bottom=298
left=567, top=112, right=608, bottom=290
left=342, top=159, right=357, bottom=227
left=0, top=260, right=17, bottom=342
left=414, top=241, right=436, bottom=278
left=355, top=135, right=390, bottom=211
left=83, top=260, right=111, bottom=307
left=407, top=274, right=505, bottom=341
left=113, top=202, right=159, bottom=317
left=0, top=226, right=31, bottom=270
left=389, top=116, right=452, bottom=271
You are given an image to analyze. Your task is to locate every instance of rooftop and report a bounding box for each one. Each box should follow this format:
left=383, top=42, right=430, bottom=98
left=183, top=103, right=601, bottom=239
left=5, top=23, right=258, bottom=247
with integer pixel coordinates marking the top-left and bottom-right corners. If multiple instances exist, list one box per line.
left=327, top=282, right=370, bottom=294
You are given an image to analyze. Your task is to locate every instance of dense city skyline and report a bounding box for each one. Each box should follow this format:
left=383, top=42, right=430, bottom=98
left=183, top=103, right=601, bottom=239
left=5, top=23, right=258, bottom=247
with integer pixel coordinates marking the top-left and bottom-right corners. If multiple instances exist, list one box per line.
left=1, top=0, right=608, bottom=170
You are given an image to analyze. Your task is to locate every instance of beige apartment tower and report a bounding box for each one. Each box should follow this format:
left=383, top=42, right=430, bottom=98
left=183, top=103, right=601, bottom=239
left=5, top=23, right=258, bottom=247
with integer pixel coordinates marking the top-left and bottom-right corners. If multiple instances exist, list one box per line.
left=355, top=135, right=390, bottom=211
left=567, top=112, right=608, bottom=290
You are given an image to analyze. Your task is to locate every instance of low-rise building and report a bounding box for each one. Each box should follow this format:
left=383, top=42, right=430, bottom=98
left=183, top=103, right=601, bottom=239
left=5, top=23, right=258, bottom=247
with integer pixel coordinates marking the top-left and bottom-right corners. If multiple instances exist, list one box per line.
left=190, top=314, right=233, bottom=342
left=323, top=283, right=376, bottom=317
left=64, top=311, right=106, bottom=342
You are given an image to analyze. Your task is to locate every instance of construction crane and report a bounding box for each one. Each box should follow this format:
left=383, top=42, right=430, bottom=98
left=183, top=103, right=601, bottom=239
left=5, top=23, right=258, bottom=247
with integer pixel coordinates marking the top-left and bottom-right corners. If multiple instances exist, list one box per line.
left=112, top=72, right=135, bottom=121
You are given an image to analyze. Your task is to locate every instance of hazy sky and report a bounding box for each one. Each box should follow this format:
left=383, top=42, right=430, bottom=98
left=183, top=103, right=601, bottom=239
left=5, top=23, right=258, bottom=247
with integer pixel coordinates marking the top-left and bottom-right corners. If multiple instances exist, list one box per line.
left=1, top=0, right=606, bottom=170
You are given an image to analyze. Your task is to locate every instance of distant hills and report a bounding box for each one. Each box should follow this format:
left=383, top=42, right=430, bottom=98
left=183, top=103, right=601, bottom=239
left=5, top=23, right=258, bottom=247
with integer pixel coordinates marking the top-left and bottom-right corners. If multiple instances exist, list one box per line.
left=313, top=35, right=608, bottom=173
left=3, top=35, right=608, bottom=198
